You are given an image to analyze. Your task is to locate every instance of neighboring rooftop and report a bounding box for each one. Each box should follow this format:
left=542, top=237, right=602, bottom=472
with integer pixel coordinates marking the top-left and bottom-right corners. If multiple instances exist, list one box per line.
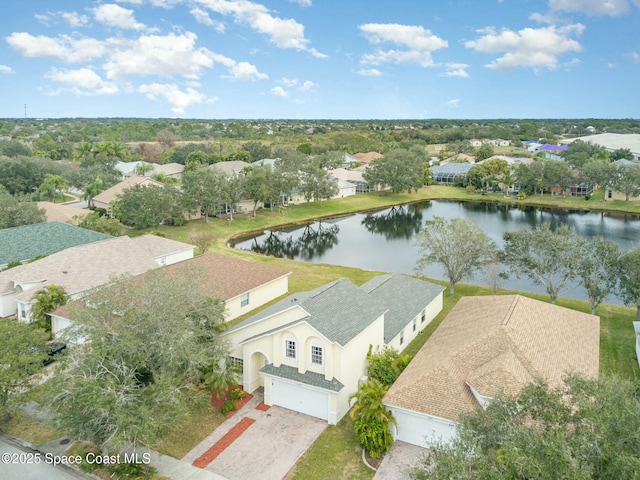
left=561, top=133, right=640, bottom=161
left=210, top=160, right=251, bottom=176
left=362, top=274, right=444, bottom=343
left=384, top=295, right=600, bottom=421
left=151, top=252, right=290, bottom=301
left=36, top=202, right=89, bottom=224
left=0, top=222, right=111, bottom=266
left=352, top=152, right=383, bottom=164
left=93, top=176, right=164, bottom=206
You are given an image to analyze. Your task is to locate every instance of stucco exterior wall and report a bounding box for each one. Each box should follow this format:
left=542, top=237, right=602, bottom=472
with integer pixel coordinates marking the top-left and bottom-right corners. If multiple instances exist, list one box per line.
left=224, top=275, right=289, bottom=321
left=387, top=291, right=443, bottom=351
left=156, top=248, right=194, bottom=267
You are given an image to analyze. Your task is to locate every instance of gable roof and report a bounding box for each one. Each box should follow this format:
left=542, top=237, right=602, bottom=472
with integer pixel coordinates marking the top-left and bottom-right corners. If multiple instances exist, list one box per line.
left=152, top=163, right=184, bottom=176
left=152, top=252, right=290, bottom=301
left=130, top=235, right=194, bottom=259
left=226, top=278, right=388, bottom=346
left=0, top=222, right=111, bottom=266
left=36, top=202, right=89, bottom=224
left=352, top=152, right=383, bottom=164
left=361, top=275, right=444, bottom=343
left=209, top=161, right=251, bottom=176
left=93, top=176, right=164, bottom=206
left=0, top=236, right=160, bottom=301
left=384, top=295, right=600, bottom=421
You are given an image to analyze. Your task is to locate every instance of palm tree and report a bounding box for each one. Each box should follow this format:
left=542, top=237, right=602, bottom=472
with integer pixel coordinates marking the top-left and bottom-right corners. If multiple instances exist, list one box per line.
left=499, top=169, right=517, bottom=196
left=31, top=284, right=68, bottom=335
left=84, top=175, right=105, bottom=208
left=349, top=379, right=397, bottom=458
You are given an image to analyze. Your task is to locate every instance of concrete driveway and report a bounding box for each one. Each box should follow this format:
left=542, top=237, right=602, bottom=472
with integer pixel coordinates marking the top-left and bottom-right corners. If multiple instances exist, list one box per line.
left=183, top=392, right=326, bottom=480
left=373, top=441, right=428, bottom=480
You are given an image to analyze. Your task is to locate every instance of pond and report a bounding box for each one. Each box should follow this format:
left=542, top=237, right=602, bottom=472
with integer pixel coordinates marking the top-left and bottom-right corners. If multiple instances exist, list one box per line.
left=232, top=200, right=640, bottom=304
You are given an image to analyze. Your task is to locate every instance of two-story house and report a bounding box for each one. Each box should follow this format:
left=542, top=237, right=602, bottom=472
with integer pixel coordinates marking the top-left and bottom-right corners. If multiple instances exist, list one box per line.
left=222, top=274, right=444, bottom=424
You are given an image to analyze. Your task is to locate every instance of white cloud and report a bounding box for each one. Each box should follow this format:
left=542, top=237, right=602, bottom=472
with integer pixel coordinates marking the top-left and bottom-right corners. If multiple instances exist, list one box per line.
left=359, top=23, right=448, bottom=67
left=190, top=7, right=225, bottom=32
left=224, top=62, right=268, bottom=81
left=196, top=0, right=326, bottom=58
left=358, top=68, right=383, bottom=76
left=280, top=77, right=299, bottom=87
left=608, top=62, right=616, bottom=68
left=45, top=68, right=119, bottom=95
left=549, top=0, right=632, bottom=16
left=441, top=63, right=470, bottom=78
left=6, top=32, right=108, bottom=63
left=289, top=0, right=312, bottom=6
left=625, top=51, right=640, bottom=62
left=270, top=86, right=289, bottom=97
left=138, top=82, right=215, bottom=114
left=299, top=80, right=315, bottom=91
left=0, top=65, right=15, bottom=74
left=103, top=32, right=215, bottom=81
left=447, top=98, right=461, bottom=107
left=93, top=4, right=146, bottom=30
left=61, top=11, right=90, bottom=27
left=465, top=24, right=584, bottom=71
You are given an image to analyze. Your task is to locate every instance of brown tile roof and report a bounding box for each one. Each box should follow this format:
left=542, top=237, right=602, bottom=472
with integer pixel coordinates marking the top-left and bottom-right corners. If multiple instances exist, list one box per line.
left=383, top=295, right=600, bottom=421
left=36, top=202, right=89, bottom=223
left=93, top=176, right=164, bottom=206
left=158, top=253, right=290, bottom=300
left=52, top=253, right=290, bottom=319
left=352, top=152, right=383, bottom=164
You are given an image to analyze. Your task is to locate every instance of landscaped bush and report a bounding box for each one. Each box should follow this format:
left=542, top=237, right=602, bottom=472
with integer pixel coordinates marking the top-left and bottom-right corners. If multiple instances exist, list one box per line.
left=220, top=399, right=237, bottom=415
left=366, top=345, right=410, bottom=387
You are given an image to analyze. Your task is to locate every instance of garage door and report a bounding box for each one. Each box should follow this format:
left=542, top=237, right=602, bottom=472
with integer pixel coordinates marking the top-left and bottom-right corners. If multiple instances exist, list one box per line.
left=391, top=407, right=457, bottom=447
left=271, top=379, right=329, bottom=421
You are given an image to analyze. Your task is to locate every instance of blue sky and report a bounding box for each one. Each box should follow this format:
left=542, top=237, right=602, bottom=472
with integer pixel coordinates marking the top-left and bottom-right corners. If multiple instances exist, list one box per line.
left=1, top=0, right=639, bottom=119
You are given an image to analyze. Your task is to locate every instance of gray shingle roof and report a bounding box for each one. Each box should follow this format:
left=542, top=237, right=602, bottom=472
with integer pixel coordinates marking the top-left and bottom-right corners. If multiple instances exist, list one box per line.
left=260, top=364, right=344, bottom=392
left=0, top=222, right=111, bottom=266
left=361, top=275, right=445, bottom=343
left=227, top=274, right=443, bottom=347
left=226, top=278, right=388, bottom=346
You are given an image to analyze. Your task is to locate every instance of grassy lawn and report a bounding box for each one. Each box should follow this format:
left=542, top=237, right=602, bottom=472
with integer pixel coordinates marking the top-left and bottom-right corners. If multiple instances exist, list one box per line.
left=151, top=397, right=226, bottom=459
left=0, top=410, right=62, bottom=445
left=284, top=414, right=374, bottom=480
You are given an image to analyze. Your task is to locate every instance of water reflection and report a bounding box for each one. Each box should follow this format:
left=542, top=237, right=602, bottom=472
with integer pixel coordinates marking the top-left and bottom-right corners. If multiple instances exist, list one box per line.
left=249, top=221, right=340, bottom=260
left=361, top=204, right=424, bottom=240
left=234, top=200, right=640, bottom=303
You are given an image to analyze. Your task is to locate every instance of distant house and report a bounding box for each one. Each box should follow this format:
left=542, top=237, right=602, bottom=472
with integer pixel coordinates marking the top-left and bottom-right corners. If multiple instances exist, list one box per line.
left=151, top=162, right=184, bottom=179
left=562, top=134, right=640, bottom=162
left=469, top=139, right=482, bottom=147
left=36, top=202, right=89, bottom=224
left=384, top=295, right=600, bottom=448
left=0, top=222, right=110, bottom=269
left=429, top=163, right=474, bottom=184
left=352, top=152, right=383, bottom=165
left=604, top=158, right=640, bottom=201
left=92, top=176, right=164, bottom=213
left=329, top=168, right=371, bottom=193
left=209, top=160, right=252, bottom=176
left=334, top=179, right=357, bottom=198
left=535, top=143, right=568, bottom=160
left=223, top=274, right=444, bottom=424
left=0, top=235, right=194, bottom=324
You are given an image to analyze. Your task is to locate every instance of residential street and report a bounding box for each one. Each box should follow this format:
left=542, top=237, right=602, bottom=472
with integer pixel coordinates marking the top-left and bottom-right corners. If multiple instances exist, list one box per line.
left=0, top=436, right=89, bottom=480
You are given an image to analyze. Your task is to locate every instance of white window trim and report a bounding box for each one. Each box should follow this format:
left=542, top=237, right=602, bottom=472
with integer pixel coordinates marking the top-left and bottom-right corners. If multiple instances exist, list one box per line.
left=285, top=339, right=296, bottom=359
left=311, top=345, right=323, bottom=365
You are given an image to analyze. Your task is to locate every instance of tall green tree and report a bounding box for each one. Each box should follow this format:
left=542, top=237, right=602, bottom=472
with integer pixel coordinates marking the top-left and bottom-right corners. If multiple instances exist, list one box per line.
left=0, top=187, right=46, bottom=229
left=415, top=217, right=496, bottom=296
left=349, top=379, right=396, bottom=459
left=613, top=164, right=640, bottom=201
left=502, top=223, right=585, bottom=304
left=618, top=246, right=640, bottom=321
left=182, top=167, right=226, bottom=222
left=0, top=319, right=48, bottom=421
left=50, top=265, right=228, bottom=449
left=475, top=144, right=494, bottom=162
left=114, top=184, right=183, bottom=229
left=577, top=238, right=620, bottom=314
left=363, top=149, right=424, bottom=193
left=411, top=375, right=640, bottom=480
left=298, top=160, right=338, bottom=204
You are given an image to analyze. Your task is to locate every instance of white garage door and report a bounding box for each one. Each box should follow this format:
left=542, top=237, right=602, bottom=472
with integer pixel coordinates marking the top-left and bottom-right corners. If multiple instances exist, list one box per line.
left=391, top=407, right=457, bottom=447
left=271, top=379, right=329, bottom=421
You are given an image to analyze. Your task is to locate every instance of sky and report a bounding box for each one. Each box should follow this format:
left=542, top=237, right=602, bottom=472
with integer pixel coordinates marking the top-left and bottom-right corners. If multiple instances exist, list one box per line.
left=1, top=0, right=639, bottom=119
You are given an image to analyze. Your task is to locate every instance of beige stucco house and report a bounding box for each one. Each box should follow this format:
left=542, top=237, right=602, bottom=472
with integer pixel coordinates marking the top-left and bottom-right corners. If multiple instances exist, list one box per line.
left=223, top=274, right=444, bottom=425
left=384, top=295, right=600, bottom=448
left=92, top=176, right=164, bottom=213
left=50, top=252, right=290, bottom=341
left=0, top=235, right=194, bottom=332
